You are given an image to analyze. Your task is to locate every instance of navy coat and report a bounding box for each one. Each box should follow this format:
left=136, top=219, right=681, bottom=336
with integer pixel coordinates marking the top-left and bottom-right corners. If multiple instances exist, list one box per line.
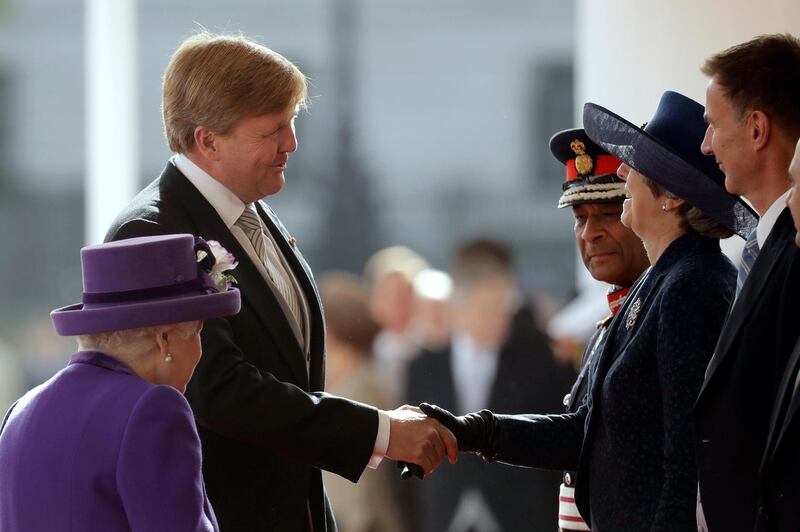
left=491, top=232, right=735, bottom=531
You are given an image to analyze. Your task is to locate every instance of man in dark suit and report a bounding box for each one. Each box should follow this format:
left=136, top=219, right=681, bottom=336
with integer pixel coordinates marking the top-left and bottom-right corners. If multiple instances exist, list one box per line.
left=106, top=32, right=456, bottom=532
left=694, top=34, right=800, bottom=531
left=756, top=138, right=800, bottom=532
left=406, top=239, right=577, bottom=531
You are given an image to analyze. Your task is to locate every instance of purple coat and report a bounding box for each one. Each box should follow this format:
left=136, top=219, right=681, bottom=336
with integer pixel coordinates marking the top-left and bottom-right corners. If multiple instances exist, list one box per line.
left=0, top=350, right=218, bottom=531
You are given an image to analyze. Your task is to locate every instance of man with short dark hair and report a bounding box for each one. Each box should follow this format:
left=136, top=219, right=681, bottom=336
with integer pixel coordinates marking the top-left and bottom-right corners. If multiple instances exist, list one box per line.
left=694, top=33, right=800, bottom=531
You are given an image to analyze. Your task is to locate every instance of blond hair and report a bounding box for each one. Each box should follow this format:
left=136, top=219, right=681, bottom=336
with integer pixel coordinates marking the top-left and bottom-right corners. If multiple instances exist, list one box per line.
left=162, top=31, right=308, bottom=153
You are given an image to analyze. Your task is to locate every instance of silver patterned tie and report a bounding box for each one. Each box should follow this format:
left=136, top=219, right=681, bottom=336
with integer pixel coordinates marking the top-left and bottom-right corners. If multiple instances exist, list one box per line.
left=236, top=207, right=303, bottom=333
left=736, top=228, right=760, bottom=298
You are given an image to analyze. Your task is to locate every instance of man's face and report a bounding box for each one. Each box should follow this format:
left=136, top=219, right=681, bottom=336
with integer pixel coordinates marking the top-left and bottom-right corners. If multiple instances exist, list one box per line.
left=786, top=139, right=800, bottom=246
left=454, top=276, right=516, bottom=351
left=572, top=200, right=648, bottom=287
left=701, top=77, right=754, bottom=198
left=213, top=107, right=299, bottom=204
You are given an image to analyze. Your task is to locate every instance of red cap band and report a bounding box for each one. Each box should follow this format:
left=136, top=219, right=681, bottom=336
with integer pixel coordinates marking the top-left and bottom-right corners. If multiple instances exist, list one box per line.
left=566, top=154, right=622, bottom=182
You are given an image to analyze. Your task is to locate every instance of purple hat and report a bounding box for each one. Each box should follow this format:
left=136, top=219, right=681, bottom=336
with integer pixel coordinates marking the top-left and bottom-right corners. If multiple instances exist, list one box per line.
left=51, top=234, right=241, bottom=336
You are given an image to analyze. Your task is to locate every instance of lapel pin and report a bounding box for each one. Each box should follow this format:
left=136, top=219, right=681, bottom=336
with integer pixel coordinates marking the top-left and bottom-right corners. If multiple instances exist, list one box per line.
left=289, top=237, right=297, bottom=248
left=625, top=298, right=642, bottom=330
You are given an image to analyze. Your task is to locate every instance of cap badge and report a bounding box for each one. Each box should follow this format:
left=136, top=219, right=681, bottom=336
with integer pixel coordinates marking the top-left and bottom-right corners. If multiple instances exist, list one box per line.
left=570, top=138, right=595, bottom=177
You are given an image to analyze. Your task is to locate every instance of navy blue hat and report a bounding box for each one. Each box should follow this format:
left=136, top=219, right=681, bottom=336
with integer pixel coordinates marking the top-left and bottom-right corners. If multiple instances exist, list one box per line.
left=549, top=128, right=626, bottom=208
left=583, top=91, right=757, bottom=238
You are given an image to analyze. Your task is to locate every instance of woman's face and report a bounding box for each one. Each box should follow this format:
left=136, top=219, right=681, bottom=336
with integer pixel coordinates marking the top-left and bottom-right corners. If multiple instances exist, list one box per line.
left=617, top=163, right=663, bottom=240
left=164, top=321, right=203, bottom=393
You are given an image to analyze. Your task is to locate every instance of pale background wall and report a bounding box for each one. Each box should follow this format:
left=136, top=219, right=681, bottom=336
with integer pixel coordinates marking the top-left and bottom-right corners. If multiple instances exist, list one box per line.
left=551, top=0, right=800, bottom=342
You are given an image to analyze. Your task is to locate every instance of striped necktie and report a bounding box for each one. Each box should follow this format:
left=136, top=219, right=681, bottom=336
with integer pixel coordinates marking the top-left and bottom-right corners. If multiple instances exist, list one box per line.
left=236, top=207, right=303, bottom=334
left=736, top=229, right=760, bottom=297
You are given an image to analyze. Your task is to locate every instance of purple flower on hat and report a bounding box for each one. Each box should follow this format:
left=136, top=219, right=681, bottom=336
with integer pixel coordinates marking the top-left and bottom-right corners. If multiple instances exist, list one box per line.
left=194, top=238, right=238, bottom=293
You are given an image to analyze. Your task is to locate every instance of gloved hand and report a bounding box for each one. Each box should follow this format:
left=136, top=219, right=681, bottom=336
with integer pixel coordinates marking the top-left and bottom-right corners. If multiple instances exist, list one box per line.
left=419, top=403, right=498, bottom=460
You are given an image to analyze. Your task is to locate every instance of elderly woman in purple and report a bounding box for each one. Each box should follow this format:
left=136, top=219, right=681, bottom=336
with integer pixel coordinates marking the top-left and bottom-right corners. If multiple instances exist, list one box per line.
left=0, top=234, right=240, bottom=531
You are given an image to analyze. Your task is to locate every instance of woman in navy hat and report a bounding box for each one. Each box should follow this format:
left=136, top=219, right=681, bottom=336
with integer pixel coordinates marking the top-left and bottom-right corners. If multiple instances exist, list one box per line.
left=0, top=234, right=240, bottom=531
left=419, top=91, right=757, bottom=531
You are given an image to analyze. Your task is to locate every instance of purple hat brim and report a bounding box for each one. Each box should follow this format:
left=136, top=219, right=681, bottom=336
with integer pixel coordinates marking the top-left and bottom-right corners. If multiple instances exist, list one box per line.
left=50, top=288, right=241, bottom=336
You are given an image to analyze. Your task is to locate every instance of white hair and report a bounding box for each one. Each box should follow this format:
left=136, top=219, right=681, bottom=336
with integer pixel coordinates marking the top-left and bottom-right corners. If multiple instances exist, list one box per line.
left=76, top=321, right=200, bottom=353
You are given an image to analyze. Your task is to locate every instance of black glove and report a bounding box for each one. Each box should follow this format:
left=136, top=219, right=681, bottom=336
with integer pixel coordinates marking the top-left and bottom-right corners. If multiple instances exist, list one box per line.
left=419, top=403, right=498, bottom=460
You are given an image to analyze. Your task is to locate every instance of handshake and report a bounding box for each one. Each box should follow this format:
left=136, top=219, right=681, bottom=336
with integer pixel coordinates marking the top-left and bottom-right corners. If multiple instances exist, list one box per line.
left=386, top=403, right=498, bottom=479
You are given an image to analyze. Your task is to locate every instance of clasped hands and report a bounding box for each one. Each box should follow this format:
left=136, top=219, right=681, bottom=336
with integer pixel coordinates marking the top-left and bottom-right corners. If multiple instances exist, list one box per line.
left=385, top=403, right=498, bottom=478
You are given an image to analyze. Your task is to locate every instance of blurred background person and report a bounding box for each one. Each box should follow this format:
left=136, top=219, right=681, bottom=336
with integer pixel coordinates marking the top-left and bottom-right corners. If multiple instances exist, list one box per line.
left=410, top=268, right=454, bottom=352
left=319, top=271, right=404, bottom=532
left=548, top=127, right=649, bottom=530
left=364, top=245, right=429, bottom=406
left=406, top=238, right=574, bottom=532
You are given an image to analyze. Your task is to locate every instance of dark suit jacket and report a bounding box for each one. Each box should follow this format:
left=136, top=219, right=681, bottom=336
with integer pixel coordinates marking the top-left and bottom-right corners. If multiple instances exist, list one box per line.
left=491, top=233, right=735, bottom=531
left=106, top=163, right=378, bottom=532
left=405, top=306, right=575, bottom=532
left=756, top=337, right=800, bottom=532
left=695, top=210, right=800, bottom=532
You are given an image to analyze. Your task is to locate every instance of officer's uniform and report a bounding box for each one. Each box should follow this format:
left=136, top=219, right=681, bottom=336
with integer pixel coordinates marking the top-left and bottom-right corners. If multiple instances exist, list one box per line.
left=549, top=129, right=629, bottom=531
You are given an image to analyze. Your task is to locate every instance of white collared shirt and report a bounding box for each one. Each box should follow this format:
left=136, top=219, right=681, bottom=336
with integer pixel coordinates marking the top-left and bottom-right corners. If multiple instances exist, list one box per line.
left=174, top=154, right=310, bottom=351
left=173, top=153, right=390, bottom=469
left=756, top=190, right=791, bottom=248
left=450, top=332, right=500, bottom=415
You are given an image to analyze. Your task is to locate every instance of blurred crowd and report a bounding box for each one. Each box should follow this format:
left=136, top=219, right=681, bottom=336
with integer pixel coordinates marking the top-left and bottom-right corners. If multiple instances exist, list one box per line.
left=320, top=239, right=577, bottom=532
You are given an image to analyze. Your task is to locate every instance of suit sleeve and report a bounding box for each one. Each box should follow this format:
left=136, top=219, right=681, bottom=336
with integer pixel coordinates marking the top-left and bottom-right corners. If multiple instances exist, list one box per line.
left=492, top=404, right=587, bottom=471
left=117, top=386, right=218, bottom=532
left=652, top=264, right=733, bottom=531
left=110, top=218, right=379, bottom=482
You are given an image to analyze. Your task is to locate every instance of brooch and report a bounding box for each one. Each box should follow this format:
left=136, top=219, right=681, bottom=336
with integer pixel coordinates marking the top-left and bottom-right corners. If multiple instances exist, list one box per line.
left=625, top=298, right=642, bottom=330
left=289, top=237, right=297, bottom=247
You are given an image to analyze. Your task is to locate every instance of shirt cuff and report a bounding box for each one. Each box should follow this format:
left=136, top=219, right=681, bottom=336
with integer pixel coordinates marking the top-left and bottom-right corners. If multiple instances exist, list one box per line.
left=367, top=410, right=391, bottom=469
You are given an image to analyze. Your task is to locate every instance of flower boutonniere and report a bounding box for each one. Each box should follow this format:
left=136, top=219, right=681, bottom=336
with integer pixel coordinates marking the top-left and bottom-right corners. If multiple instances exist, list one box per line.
left=195, top=239, right=238, bottom=293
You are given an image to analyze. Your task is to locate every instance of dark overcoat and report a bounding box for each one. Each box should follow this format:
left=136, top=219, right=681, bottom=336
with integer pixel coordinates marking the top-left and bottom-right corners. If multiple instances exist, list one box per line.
left=695, top=209, right=800, bottom=531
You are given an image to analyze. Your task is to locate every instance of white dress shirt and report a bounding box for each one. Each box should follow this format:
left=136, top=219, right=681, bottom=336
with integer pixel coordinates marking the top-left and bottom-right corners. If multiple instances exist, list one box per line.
left=173, top=153, right=389, bottom=468
left=450, top=332, right=501, bottom=415
left=756, top=190, right=791, bottom=249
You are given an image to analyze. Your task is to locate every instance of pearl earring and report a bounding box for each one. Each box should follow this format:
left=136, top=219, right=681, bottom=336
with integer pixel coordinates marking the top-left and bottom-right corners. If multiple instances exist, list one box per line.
left=165, top=353, right=173, bottom=363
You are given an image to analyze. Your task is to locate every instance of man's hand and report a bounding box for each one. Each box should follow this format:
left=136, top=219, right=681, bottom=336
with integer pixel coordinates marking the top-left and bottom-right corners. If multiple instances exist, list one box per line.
left=385, top=405, right=458, bottom=476
left=419, top=403, right=497, bottom=458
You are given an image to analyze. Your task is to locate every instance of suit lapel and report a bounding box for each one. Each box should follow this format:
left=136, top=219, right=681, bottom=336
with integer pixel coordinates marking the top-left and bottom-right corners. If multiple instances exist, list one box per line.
left=702, top=211, right=794, bottom=389
left=161, top=166, right=310, bottom=389
left=256, top=201, right=326, bottom=391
